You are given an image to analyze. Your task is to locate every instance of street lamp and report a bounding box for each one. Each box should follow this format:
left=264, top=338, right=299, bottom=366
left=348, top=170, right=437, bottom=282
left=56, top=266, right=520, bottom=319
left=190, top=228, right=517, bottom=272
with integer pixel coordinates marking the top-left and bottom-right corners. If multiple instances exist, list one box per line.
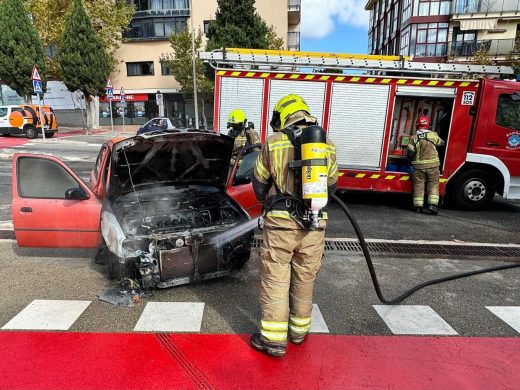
left=189, top=0, right=199, bottom=129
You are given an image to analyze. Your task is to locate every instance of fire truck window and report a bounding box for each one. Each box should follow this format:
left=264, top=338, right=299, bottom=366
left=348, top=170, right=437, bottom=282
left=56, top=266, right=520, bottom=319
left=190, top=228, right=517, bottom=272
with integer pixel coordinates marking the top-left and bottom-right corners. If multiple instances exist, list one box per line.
left=496, top=94, right=520, bottom=131
left=18, top=158, right=81, bottom=199
left=0, top=108, right=7, bottom=117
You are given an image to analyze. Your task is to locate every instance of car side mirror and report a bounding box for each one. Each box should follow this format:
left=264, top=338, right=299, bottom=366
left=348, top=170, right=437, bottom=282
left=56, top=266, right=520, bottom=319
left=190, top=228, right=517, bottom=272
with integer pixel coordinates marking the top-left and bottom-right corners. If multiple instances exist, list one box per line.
left=65, top=187, right=89, bottom=200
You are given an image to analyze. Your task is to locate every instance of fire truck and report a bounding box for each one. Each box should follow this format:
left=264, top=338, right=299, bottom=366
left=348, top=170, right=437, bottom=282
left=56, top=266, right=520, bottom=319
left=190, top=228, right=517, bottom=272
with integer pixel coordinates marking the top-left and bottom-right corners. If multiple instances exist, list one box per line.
left=199, top=48, right=520, bottom=210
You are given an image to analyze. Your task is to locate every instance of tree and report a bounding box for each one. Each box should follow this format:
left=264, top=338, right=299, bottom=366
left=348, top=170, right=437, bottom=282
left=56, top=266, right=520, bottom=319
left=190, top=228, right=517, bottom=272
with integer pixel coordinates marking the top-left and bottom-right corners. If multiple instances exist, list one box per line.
left=206, top=0, right=274, bottom=50
left=57, top=0, right=110, bottom=133
left=266, top=25, right=285, bottom=50
left=0, top=0, right=47, bottom=102
left=161, top=29, right=214, bottom=129
left=24, top=0, right=134, bottom=76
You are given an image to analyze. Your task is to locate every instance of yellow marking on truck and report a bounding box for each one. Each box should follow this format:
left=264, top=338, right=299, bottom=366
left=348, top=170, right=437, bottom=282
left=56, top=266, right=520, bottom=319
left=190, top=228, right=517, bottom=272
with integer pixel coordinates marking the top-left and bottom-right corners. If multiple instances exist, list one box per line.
left=261, top=73, right=270, bottom=78
left=217, top=70, right=226, bottom=76
left=351, top=77, right=361, bottom=82
left=290, top=74, right=300, bottom=79
left=444, top=81, right=454, bottom=86
left=275, top=73, right=286, bottom=79
left=336, top=76, right=346, bottom=81
left=428, top=81, right=439, bottom=86
left=439, top=178, right=447, bottom=183
left=397, top=79, right=407, bottom=84
left=246, top=72, right=256, bottom=77
left=305, top=75, right=315, bottom=80
left=320, top=76, right=330, bottom=81
left=366, top=78, right=376, bottom=83
left=370, top=174, right=381, bottom=179
left=412, top=80, right=423, bottom=85
left=385, top=175, right=396, bottom=180
left=381, top=79, right=391, bottom=83
left=231, top=71, right=241, bottom=77
left=400, top=176, right=410, bottom=181
left=355, top=173, right=366, bottom=178
left=460, top=82, right=470, bottom=87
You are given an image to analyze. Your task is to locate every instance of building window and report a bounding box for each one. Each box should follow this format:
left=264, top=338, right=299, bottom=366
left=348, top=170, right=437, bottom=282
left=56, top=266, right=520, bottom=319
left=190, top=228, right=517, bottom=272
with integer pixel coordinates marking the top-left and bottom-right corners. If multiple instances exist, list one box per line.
left=496, top=94, right=520, bottom=131
left=451, top=28, right=477, bottom=56
left=127, top=62, right=155, bottom=76
left=412, top=23, right=448, bottom=57
left=401, top=26, right=410, bottom=56
left=203, top=20, right=211, bottom=35
left=133, top=0, right=189, bottom=11
left=415, top=0, right=452, bottom=16
left=402, top=0, right=412, bottom=24
left=124, top=17, right=187, bottom=39
left=161, top=63, right=171, bottom=75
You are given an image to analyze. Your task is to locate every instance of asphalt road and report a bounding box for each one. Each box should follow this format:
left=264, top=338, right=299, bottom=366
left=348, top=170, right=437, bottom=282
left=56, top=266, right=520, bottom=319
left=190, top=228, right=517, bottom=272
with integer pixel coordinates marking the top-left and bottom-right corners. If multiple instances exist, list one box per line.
left=0, top=132, right=518, bottom=338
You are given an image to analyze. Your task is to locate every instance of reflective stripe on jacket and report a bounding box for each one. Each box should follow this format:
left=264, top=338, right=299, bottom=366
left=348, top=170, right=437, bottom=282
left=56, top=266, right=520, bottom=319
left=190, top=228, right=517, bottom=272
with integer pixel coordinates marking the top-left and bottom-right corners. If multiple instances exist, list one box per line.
left=232, top=128, right=260, bottom=154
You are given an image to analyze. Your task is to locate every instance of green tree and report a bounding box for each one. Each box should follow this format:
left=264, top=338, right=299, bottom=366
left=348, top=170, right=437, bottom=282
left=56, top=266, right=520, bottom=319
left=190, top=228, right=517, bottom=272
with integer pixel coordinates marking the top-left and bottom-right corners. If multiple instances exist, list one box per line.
left=161, top=28, right=214, bottom=129
left=0, top=0, right=47, bottom=102
left=57, top=0, right=110, bottom=133
left=206, top=0, right=276, bottom=50
left=24, top=0, right=134, bottom=76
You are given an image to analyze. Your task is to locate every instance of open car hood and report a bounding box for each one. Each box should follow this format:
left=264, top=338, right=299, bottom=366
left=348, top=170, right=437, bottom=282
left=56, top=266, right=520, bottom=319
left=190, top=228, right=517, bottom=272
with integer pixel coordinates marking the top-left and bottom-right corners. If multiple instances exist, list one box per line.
left=110, top=132, right=233, bottom=197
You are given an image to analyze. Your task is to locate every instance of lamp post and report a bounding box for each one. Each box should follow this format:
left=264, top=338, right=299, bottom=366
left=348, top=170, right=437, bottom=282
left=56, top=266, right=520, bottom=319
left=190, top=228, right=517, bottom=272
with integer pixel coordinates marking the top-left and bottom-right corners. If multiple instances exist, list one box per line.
left=189, top=0, right=199, bottom=129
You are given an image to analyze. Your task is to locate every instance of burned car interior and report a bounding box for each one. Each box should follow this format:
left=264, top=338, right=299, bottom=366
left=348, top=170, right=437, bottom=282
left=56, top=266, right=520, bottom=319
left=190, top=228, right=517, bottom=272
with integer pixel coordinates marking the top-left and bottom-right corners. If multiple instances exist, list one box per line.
left=101, top=132, right=254, bottom=290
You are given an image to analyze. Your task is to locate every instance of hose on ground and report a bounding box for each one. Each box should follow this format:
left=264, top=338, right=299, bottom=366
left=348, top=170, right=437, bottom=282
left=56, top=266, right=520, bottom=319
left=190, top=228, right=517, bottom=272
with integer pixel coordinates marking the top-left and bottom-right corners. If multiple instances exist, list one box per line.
left=331, top=193, right=520, bottom=305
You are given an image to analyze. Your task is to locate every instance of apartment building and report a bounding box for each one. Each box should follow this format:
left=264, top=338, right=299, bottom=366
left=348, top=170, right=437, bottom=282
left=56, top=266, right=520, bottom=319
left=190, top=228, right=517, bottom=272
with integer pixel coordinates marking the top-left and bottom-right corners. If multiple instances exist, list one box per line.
left=365, top=0, right=520, bottom=65
left=105, top=0, right=301, bottom=127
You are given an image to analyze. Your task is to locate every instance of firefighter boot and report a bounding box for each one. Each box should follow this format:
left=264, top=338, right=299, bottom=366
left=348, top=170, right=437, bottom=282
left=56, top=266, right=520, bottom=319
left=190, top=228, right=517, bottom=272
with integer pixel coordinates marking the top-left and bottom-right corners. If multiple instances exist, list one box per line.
left=414, top=206, right=423, bottom=213
left=427, top=204, right=438, bottom=215
left=250, top=333, right=286, bottom=357
left=289, top=332, right=306, bottom=345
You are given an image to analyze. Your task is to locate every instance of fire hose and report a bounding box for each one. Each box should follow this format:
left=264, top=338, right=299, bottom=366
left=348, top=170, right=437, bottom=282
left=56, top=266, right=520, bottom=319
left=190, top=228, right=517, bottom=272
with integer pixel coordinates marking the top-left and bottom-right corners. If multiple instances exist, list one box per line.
left=330, top=193, right=520, bottom=304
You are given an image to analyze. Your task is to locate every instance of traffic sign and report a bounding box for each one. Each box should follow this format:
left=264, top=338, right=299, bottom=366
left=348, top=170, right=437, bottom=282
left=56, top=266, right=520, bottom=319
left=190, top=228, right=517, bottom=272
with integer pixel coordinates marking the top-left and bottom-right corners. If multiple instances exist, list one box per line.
left=156, top=93, right=163, bottom=104
left=106, top=88, right=114, bottom=99
left=33, top=80, right=43, bottom=94
left=32, top=65, right=41, bottom=81
left=106, top=78, right=113, bottom=89
left=120, top=87, right=125, bottom=102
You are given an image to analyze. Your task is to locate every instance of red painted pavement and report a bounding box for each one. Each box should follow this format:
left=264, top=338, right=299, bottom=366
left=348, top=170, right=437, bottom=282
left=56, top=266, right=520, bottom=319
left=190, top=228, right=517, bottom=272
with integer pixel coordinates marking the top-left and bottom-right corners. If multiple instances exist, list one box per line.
left=0, top=332, right=518, bottom=390
left=0, top=130, right=108, bottom=151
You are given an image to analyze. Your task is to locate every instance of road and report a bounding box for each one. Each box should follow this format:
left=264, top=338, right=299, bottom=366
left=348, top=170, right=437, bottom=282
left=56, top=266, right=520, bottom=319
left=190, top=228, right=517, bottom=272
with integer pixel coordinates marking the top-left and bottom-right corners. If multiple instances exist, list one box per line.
left=0, top=131, right=519, bottom=389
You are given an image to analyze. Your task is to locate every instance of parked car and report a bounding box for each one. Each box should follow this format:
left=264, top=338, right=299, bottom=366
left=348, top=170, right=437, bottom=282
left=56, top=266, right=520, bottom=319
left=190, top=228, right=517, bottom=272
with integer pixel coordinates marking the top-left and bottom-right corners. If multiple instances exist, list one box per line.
left=12, top=131, right=262, bottom=289
left=0, top=104, right=58, bottom=138
left=136, top=117, right=186, bottom=135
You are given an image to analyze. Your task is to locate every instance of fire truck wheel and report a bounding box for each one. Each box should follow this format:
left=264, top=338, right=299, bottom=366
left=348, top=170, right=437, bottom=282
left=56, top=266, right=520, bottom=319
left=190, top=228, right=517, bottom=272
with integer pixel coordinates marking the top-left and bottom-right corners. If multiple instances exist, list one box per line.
left=451, top=170, right=495, bottom=210
left=24, top=125, right=38, bottom=139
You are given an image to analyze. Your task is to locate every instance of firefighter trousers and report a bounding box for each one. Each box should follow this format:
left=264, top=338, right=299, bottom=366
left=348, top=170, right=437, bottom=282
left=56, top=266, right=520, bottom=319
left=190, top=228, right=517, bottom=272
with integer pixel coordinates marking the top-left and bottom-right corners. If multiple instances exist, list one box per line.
left=412, top=166, right=440, bottom=207
left=259, top=227, right=325, bottom=346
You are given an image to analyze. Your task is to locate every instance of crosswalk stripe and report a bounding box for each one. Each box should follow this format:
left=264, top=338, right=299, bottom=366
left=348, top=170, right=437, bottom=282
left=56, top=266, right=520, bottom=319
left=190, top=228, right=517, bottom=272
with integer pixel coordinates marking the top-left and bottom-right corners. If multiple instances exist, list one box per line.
left=310, top=304, right=330, bottom=333
left=134, top=302, right=205, bottom=332
left=1, top=300, right=91, bottom=331
left=373, top=305, right=458, bottom=335
left=486, top=306, right=520, bottom=333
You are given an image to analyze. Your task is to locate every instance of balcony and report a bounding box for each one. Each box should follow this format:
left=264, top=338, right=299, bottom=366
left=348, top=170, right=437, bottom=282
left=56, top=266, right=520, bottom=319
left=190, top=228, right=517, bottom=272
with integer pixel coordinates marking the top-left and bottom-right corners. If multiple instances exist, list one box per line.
left=452, top=0, right=520, bottom=15
left=288, top=31, right=301, bottom=51
left=449, top=38, right=520, bottom=59
left=288, top=0, right=301, bottom=26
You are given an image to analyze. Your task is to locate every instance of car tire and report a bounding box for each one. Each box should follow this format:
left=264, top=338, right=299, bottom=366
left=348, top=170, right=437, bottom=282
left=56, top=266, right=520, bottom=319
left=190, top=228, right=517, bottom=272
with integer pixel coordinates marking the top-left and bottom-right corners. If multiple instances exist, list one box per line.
left=108, top=253, right=133, bottom=280
left=44, top=131, right=55, bottom=138
left=25, top=125, right=38, bottom=139
left=449, top=169, right=495, bottom=210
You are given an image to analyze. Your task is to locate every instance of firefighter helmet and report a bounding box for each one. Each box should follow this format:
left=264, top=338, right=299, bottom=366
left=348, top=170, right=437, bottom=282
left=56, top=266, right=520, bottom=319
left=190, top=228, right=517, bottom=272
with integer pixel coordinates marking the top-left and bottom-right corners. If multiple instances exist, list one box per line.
left=270, top=94, right=311, bottom=131
left=416, top=115, right=431, bottom=129
left=228, top=109, right=247, bottom=127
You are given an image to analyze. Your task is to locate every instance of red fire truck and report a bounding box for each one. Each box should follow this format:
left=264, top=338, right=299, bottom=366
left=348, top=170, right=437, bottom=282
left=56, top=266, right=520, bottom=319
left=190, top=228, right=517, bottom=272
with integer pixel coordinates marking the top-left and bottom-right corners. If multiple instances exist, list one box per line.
left=200, top=49, right=520, bottom=210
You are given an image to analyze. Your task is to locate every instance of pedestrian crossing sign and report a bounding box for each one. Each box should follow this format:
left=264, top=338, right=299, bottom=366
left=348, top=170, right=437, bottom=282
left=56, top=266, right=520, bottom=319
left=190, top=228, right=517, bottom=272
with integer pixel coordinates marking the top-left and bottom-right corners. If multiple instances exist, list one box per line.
left=33, top=80, right=43, bottom=94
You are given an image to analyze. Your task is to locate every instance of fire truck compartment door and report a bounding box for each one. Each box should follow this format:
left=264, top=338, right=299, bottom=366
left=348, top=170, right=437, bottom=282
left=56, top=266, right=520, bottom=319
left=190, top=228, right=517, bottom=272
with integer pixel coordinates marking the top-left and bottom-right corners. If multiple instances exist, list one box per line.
left=328, top=83, right=390, bottom=170
left=396, top=86, right=456, bottom=98
left=218, top=77, right=264, bottom=136
left=266, top=80, right=327, bottom=138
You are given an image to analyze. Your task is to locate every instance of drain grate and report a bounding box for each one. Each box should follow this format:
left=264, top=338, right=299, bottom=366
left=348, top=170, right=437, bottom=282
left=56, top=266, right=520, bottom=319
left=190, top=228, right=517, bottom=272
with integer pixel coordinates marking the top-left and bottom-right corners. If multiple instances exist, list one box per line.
left=252, top=238, right=520, bottom=258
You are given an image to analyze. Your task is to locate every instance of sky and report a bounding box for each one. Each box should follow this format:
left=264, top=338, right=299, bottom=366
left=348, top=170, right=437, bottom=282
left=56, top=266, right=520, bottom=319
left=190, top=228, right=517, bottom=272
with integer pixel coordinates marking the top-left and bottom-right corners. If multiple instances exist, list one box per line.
left=300, top=0, right=369, bottom=54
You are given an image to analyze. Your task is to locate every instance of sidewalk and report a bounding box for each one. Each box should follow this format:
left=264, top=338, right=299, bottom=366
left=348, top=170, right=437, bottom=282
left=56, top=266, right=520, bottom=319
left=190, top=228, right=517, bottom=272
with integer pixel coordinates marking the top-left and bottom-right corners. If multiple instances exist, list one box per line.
left=0, top=332, right=518, bottom=389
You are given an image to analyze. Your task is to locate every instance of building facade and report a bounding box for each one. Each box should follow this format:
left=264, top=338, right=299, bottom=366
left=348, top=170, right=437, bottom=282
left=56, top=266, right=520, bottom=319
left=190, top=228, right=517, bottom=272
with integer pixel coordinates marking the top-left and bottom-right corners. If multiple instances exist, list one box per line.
left=365, top=0, right=520, bottom=65
left=106, top=0, right=301, bottom=128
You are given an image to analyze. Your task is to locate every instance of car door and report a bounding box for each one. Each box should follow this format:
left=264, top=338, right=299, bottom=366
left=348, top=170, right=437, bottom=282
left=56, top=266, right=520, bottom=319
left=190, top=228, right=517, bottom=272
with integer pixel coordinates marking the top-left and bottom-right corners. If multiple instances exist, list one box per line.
left=226, top=144, right=262, bottom=218
left=12, top=154, right=102, bottom=248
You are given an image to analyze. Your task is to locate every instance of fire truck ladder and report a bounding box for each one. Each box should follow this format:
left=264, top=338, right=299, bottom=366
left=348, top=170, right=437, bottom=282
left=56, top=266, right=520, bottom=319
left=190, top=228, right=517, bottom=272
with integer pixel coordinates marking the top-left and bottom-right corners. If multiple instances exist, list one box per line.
left=199, top=48, right=514, bottom=76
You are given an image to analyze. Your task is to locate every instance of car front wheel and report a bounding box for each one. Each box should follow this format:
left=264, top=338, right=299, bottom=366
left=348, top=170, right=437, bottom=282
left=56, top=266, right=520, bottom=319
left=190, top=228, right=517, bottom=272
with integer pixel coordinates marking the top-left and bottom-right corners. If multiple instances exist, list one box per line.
left=25, top=125, right=37, bottom=139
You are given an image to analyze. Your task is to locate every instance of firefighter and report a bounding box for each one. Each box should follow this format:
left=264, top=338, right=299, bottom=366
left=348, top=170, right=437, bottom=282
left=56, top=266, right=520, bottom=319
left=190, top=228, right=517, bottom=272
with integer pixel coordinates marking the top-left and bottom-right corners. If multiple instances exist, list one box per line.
left=407, top=115, right=445, bottom=215
left=250, top=94, right=338, bottom=357
left=227, top=109, right=260, bottom=156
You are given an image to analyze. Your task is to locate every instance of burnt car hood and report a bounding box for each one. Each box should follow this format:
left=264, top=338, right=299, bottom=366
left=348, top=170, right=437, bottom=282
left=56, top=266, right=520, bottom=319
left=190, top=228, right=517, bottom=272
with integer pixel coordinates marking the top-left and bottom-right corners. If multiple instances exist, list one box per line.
left=110, top=132, right=233, bottom=197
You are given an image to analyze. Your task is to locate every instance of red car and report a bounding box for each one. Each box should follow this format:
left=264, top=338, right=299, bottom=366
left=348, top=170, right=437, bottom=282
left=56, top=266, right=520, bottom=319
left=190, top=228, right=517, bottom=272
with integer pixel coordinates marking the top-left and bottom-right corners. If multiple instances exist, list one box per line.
left=12, top=131, right=261, bottom=289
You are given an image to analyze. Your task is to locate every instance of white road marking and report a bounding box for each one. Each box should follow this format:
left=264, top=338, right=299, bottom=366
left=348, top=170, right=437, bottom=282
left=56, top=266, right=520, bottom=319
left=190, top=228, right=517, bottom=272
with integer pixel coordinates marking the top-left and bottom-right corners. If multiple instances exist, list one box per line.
left=2, top=300, right=91, bottom=330
left=0, top=221, right=13, bottom=230
left=310, top=304, right=329, bottom=333
left=134, top=302, right=205, bottom=332
left=374, top=305, right=458, bottom=335
left=486, top=306, right=520, bottom=333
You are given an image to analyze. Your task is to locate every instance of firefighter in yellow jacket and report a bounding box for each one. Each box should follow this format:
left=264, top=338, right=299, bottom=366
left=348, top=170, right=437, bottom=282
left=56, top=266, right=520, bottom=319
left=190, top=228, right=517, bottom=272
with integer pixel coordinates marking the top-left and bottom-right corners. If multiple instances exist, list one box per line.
left=227, top=109, right=260, bottom=156
left=407, top=115, right=445, bottom=215
left=250, top=94, right=338, bottom=357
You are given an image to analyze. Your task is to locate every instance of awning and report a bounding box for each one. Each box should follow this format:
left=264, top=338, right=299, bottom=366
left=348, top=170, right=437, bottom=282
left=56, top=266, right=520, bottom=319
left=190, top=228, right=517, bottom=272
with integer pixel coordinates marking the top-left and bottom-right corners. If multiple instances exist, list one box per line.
left=460, top=18, right=498, bottom=31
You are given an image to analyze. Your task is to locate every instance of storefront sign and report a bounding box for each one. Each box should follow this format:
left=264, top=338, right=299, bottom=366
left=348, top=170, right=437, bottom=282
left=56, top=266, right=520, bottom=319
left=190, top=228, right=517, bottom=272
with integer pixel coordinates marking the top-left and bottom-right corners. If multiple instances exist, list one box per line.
left=100, top=94, right=148, bottom=102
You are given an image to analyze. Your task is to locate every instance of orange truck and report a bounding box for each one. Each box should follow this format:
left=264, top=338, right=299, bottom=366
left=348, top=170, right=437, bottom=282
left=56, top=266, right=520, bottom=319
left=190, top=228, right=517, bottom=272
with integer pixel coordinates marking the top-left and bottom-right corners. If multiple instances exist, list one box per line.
left=0, top=105, right=58, bottom=138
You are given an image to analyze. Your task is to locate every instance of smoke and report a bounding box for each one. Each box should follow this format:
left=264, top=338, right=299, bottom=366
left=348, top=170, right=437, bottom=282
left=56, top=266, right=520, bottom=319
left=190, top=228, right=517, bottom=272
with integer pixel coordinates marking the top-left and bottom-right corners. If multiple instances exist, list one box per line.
left=208, top=218, right=259, bottom=246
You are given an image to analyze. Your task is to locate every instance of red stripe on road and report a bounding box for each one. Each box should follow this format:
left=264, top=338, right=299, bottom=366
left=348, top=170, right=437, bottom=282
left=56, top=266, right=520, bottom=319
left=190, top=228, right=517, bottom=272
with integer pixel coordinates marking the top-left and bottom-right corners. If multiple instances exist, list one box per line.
left=0, top=332, right=518, bottom=389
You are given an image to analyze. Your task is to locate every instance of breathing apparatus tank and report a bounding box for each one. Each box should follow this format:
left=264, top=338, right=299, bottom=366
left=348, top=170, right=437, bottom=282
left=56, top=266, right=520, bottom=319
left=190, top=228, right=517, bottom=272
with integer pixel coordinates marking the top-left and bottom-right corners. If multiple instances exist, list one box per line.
left=300, top=126, right=328, bottom=229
